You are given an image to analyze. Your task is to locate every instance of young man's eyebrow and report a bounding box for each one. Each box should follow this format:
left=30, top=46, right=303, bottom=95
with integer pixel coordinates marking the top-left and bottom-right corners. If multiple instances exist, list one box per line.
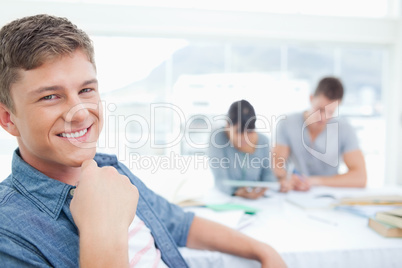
left=32, top=85, right=63, bottom=96
left=81, top=79, right=98, bottom=87
left=32, top=79, right=98, bottom=96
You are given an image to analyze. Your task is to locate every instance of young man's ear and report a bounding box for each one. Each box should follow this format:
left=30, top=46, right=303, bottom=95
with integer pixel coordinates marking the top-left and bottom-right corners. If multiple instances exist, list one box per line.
left=0, top=104, right=20, bottom=136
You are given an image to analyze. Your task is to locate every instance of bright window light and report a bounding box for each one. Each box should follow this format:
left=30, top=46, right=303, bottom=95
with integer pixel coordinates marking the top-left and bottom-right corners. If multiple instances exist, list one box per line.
left=26, top=0, right=389, bottom=17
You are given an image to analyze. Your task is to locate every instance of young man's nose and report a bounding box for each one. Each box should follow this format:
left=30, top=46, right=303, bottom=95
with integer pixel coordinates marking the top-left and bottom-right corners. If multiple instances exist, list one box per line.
left=63, top=97, right=91, bottom=123
left=319, top=109, right=327, bottom=122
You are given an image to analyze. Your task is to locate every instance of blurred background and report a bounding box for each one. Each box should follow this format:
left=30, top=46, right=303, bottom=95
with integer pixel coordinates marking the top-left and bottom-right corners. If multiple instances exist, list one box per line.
left=0, top=0, right=401, bottom=199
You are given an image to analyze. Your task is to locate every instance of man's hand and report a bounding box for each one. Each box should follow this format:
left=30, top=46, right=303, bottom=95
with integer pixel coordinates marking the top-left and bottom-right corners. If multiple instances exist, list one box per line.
left=234, top=187, right=267, bottom=199
left=279, top=178, right=293, bottom=193
left=291, top=174, right=311, bottom=191
left=70, top=159, right=139, bottom=268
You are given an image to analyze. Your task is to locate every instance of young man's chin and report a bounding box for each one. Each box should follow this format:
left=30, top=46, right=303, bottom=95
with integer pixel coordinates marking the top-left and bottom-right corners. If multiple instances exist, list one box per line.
left=65, top=148, right=97, bottom=167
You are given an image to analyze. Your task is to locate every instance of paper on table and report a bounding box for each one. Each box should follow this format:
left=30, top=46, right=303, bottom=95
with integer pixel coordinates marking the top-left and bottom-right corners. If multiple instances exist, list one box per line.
left=286, top=192, right=337, bottom=209
left=335, top=205, right=402, bottom=218
left=184, top=207, right=247, bottom=229
left=222, top=180, right=280, bottom=191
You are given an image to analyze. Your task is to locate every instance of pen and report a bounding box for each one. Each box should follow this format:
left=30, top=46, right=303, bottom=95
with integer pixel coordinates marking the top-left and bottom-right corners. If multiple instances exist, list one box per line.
left=293, top=168, right=305, bottom=181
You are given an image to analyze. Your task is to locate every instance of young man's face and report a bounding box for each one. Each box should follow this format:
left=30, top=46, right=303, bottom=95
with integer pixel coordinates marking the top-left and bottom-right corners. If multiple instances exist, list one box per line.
left=306, top=94, right=339, bottom=127
left=6, top=49, right=103, bottom=172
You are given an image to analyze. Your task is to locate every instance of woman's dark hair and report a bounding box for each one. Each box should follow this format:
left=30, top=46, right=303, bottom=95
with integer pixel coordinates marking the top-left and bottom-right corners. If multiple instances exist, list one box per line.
left=227, top=100, right=256, bottom=133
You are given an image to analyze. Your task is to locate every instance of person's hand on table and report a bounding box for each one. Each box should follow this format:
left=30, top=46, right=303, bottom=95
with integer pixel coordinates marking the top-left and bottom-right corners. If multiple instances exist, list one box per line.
left=291, top=174, right=311, bottom=191
left=279, top=178, right=293, bottom=193
left=234, top=187, right=267, bottom=199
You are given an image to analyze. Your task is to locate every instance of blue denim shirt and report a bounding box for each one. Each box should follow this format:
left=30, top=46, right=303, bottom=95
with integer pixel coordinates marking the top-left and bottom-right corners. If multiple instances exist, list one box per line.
left=0, top=149, right=194, bottom=267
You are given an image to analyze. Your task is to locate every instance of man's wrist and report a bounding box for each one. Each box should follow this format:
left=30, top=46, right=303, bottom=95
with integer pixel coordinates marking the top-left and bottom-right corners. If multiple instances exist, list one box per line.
left=277, top=175, right=288, bottom=181
left=253, top=242, right=275, bottom=264
left=80, top=229, right=129, bottom=267
left=308, top=176, right=321, bottom=186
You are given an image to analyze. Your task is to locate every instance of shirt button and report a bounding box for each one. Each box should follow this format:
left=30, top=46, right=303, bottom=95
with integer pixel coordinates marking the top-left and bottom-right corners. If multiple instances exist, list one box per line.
left=69, top=188, right=75, bottom=197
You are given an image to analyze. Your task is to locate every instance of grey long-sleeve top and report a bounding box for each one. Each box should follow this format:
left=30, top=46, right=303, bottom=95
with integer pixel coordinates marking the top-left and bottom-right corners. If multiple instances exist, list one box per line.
left=208, top=128, right=276, bottom=195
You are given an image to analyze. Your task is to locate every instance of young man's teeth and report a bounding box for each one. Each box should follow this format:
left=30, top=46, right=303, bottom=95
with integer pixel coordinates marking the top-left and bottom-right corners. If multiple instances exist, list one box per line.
left=60, top=128, right=87, bottom=138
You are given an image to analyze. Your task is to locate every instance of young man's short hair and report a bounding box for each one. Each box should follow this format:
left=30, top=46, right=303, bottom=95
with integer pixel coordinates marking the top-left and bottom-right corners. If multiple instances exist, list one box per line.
left=0, top=14, right=95, bottom=112
left=313, top=76, right=344, bottom=100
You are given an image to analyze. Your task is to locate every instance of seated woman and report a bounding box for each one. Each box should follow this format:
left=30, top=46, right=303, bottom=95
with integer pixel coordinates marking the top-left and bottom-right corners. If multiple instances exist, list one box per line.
left=208, top=100, right=277, bottom=199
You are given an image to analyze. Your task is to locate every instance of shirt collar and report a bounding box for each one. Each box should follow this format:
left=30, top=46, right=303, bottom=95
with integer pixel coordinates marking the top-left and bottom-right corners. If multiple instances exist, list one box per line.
left=11, top=149, right=73, bottom=219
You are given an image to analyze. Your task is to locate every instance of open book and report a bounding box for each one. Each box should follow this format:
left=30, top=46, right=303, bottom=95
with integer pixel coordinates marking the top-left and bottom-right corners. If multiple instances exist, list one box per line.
left=338, top=195, right=402, bottom=206
left=286, top=192, right=402, bottom=210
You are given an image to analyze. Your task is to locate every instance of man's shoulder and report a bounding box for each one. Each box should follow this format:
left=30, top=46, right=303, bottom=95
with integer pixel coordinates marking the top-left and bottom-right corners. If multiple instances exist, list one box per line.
left=336, top=116, right=358, bottom=139
left=332, top=116, right=355, bottom=130
left=211, top=127, right=227, bottom=137
left=0, top=177, right=28, bottom=207
left=0, top=180, right=33, bottom=229
left=210, top=126, right=229, bottom=145
left=284, top=112, right=303, bottom=121
left=336, top=116, right=352, bottom=125
left=0, top=182, right=13, bottom=203
left=0, top=176, right=15, bottom=202
left=278, top=112, right=303, bottom=128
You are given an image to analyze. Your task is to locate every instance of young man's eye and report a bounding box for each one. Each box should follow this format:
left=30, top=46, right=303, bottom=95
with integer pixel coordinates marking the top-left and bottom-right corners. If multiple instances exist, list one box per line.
left=41, top=94, right=56, bottom=101
left=80, top=88, right=93, bottom=93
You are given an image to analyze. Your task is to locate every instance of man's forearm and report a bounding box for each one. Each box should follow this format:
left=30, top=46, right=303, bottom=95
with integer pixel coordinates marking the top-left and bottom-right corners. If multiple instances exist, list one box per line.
left=310, top=170, right=367, bottom=188
left=79, top=227, right=129, bottom=268
left=186, top=216, right=286, bottom=267
left=271, top=162, right=287, bottom=180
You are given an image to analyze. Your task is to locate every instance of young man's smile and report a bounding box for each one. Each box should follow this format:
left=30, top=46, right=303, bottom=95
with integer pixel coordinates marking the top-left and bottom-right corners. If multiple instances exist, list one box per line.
left=57, top=125, right=90, bottom=139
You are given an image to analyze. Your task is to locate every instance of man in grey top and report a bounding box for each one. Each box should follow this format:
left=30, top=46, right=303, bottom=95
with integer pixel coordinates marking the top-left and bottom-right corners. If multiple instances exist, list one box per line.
left=272, top=77, right=367, bottom=191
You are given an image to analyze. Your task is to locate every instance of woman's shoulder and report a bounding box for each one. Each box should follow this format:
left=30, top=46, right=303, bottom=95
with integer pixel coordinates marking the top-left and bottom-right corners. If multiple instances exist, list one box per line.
left=256, top=132, right=270, bottom=145
left=210, top=126, right=229, bottom=144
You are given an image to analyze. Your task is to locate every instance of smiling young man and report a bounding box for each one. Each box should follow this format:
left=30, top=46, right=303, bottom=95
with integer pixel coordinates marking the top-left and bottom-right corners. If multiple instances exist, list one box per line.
left=0, top=14, right=286, bottom=267
left=272, top=77, right=367, bottom=192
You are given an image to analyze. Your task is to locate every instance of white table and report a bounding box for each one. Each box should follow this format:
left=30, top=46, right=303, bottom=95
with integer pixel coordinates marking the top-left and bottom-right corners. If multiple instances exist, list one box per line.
left=180, top=186, right=402, bottom=268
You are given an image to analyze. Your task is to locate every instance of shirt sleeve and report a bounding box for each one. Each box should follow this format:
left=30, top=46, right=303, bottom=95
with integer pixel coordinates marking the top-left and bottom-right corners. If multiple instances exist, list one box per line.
left=0, top=234, right=52, bottom=268
left=259, top=135, right=277, bottom=182
left=208, top=132, right=237, bottom=195
left=275, top=117, right=290, bottom=146
left=139, top=187, right=195, bottom=247
left=340, top=119, right=361, bottom=154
